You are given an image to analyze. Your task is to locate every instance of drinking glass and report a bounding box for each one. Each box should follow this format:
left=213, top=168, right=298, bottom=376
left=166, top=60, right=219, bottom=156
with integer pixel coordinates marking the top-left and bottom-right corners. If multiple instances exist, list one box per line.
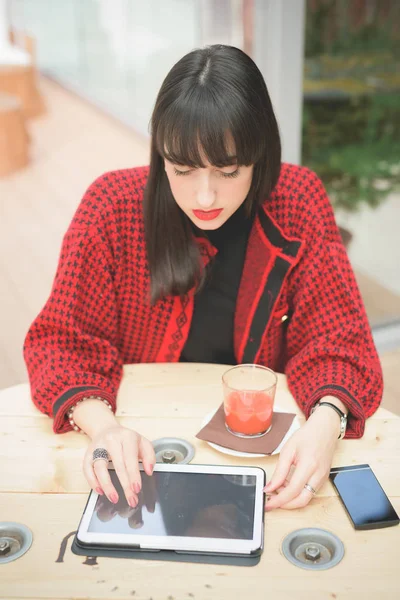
left=222, top=364, right=277, bottom=438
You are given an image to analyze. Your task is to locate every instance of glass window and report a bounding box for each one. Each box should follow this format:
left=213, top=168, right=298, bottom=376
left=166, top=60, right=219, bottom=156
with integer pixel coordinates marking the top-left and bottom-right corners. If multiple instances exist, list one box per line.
left=10, top=0, right=246, bottom=135
left=302, top=0, right=400, bottom=332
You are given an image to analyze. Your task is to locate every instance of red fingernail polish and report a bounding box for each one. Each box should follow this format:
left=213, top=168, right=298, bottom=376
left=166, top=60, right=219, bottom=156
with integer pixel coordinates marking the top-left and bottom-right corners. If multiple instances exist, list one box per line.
left=110, top=492, right=118, bottom=504
left=134, top=482, right=141, bottom=494
left=129, top=496, right=138, bottom=508
left=96, top=487, right=104, bottom=495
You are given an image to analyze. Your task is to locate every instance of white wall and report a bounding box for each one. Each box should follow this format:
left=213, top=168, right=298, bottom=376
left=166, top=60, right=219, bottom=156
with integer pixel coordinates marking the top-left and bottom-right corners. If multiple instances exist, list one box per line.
left=253, top=0, right=306, bottom=165
left=336, top=192, right=400, bottom=296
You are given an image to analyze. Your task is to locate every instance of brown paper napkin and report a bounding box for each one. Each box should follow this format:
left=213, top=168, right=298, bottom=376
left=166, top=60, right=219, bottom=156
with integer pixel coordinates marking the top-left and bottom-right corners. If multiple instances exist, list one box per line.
left=196, top=404, right=296, bottom=454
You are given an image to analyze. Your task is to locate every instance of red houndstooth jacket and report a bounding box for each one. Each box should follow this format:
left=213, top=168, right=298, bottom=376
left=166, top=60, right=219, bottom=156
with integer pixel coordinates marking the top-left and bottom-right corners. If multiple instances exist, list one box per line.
left=24, top=163, right=383, bottom=438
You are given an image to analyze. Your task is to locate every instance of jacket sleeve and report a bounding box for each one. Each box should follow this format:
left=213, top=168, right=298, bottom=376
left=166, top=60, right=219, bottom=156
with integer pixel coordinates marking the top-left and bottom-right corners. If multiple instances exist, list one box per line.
left=23, top=179, right=123, bottom=433
left=284, top=173, right=383, bottom=439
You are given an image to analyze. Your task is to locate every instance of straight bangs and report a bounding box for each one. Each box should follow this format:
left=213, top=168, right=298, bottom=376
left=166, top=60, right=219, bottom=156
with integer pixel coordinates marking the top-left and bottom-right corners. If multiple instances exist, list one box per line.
left=154, top=87, right=265, bottom=170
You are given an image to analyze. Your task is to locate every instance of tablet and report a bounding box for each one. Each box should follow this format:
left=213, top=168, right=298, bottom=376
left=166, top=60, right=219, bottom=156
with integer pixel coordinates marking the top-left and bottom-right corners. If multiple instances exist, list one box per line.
left=76, top=463, right=265, bottom=556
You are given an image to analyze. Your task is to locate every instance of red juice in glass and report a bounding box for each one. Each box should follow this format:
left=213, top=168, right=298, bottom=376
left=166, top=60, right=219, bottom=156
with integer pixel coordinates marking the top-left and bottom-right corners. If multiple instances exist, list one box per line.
left=224, top=390, right=274, bottom=436
left=222, top=365, right=277, bottom=438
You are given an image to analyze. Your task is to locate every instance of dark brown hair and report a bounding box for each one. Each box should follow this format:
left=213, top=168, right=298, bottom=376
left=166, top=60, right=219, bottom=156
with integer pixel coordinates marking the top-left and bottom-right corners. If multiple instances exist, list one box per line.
left=144, top=44, right=281, bottom=303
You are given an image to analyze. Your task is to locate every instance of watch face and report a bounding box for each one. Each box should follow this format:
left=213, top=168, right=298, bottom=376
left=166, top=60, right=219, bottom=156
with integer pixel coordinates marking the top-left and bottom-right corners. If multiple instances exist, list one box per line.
left=339, top=417, right=347, bottom=439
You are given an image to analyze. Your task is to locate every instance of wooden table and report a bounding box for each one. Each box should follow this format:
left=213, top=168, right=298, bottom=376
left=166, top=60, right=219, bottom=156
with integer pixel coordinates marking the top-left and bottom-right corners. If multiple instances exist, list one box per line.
left=1, top=363, right=399, bottom=599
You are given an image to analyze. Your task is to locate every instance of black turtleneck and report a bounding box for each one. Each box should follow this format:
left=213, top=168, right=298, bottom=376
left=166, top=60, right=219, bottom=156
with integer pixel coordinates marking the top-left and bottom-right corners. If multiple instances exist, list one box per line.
left=180, top=205, right=253, bottom=364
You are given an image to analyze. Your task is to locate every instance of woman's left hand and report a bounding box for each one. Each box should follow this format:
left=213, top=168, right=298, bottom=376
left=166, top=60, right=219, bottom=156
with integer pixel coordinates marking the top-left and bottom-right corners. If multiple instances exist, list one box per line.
left=264, top=406, right=341, bottom=510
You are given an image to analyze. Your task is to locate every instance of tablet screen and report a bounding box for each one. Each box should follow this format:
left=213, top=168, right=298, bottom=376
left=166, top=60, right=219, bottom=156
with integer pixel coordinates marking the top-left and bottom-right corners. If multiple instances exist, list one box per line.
left=88, top=470, right=256, bottom=540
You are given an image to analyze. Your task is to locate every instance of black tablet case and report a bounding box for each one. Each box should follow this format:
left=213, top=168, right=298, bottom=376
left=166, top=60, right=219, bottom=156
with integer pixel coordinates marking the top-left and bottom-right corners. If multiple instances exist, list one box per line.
left=71, top=535, right=261, bottom=566
left=72, top=467, right=264, bottom=566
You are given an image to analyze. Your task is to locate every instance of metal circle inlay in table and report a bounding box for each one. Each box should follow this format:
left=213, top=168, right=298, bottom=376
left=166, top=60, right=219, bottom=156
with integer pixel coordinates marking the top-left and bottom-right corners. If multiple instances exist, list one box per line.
left=152, top=437, right=195, bottom=464
left=282, top=528, right=345, bottom=570
left=0, top=522, right=33, bottom=564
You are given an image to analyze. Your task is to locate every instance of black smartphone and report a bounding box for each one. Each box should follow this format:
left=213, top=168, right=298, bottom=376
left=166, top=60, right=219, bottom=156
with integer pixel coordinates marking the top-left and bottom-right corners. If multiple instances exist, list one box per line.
left=329, top=464, right=399, bottom=530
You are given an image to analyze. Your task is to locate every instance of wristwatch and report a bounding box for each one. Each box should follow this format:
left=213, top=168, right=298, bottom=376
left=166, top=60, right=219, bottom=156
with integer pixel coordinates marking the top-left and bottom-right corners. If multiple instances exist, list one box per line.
left=310, top=401, right=347, bottom=440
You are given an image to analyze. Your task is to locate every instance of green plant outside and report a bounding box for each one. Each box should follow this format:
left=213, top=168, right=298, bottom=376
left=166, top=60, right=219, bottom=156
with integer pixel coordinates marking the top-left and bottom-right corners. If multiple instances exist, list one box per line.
left=302, top=2, right=400, bottom=212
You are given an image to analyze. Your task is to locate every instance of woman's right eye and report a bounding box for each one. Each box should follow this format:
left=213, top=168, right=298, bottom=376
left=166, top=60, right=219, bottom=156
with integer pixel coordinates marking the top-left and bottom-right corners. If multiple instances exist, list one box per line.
left=173, top=167, right=192, bottom=176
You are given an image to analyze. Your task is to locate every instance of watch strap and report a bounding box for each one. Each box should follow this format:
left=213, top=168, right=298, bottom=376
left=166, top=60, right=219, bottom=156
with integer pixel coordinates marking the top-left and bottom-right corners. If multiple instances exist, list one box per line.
left=311, top=401, right=347, bottom=439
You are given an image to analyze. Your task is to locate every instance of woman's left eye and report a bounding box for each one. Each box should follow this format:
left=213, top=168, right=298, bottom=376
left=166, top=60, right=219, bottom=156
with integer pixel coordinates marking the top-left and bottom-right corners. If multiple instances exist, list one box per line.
left=221, top=168, right=240, bottom=179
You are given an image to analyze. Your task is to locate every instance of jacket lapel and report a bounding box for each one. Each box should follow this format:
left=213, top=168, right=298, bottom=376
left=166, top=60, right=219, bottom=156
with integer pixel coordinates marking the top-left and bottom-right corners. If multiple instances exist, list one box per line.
left=155, top=213, right=304, bottom=365
left=234, top=206, right=304, bottom=364
left=154, top=237, right=216, bottom=362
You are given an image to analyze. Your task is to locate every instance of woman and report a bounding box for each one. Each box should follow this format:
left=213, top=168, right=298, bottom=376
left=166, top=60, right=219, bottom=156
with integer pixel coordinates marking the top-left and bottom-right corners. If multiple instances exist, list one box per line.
left=24, top=45, right=382, bottom=513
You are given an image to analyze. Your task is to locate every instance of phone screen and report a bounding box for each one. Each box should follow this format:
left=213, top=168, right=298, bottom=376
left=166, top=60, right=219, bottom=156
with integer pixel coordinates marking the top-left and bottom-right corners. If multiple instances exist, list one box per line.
left=329, top=464, right=399, bottom=530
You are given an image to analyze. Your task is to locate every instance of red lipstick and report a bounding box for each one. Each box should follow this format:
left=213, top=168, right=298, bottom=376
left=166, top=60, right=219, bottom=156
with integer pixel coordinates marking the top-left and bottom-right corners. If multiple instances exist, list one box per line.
left=193, top=209, right=223, bottom=221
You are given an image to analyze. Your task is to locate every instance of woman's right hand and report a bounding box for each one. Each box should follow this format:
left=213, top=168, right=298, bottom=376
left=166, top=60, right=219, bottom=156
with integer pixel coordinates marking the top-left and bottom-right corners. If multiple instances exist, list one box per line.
left=95, top=470, right=157, bottom=527
left=83, top=424, right=156, bottom=508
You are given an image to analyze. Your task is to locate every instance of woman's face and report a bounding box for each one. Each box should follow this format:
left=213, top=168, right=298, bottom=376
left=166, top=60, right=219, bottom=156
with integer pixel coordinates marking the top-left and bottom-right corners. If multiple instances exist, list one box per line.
left=164, top=157, right=254, bottom=230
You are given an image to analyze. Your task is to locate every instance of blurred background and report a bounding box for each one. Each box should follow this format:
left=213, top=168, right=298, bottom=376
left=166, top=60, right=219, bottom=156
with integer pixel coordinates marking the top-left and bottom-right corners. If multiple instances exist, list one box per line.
left=1, top=0, right=399, bottom=411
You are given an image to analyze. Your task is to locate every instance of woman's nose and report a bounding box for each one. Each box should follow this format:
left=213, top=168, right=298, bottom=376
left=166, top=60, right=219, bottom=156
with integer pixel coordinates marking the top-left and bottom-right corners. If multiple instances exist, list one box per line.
left=196, top=177, right=216, bottom=208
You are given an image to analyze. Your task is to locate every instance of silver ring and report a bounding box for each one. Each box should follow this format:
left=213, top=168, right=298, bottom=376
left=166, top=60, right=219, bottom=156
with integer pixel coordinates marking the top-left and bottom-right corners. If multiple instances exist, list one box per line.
left=304, top=483, right=317, bottom=495
left=92, top=447, right=110, bottom=464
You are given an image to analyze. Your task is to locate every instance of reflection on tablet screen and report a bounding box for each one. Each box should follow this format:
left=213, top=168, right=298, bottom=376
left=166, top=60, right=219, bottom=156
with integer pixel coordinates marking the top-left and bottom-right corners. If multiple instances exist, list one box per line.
left=88, top=471, right=256, bottom=540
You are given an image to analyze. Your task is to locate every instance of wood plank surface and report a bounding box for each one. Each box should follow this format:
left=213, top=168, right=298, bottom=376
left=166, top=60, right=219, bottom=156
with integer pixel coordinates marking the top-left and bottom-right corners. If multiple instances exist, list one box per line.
left=1, top=364, right=399, bottom=599
left=0, top=492, right=399, bottom=600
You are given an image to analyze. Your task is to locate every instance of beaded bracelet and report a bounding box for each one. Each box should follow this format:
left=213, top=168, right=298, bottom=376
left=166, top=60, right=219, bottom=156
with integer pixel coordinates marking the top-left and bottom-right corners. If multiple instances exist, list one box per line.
left=67, top=395, right=113, bottom=433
